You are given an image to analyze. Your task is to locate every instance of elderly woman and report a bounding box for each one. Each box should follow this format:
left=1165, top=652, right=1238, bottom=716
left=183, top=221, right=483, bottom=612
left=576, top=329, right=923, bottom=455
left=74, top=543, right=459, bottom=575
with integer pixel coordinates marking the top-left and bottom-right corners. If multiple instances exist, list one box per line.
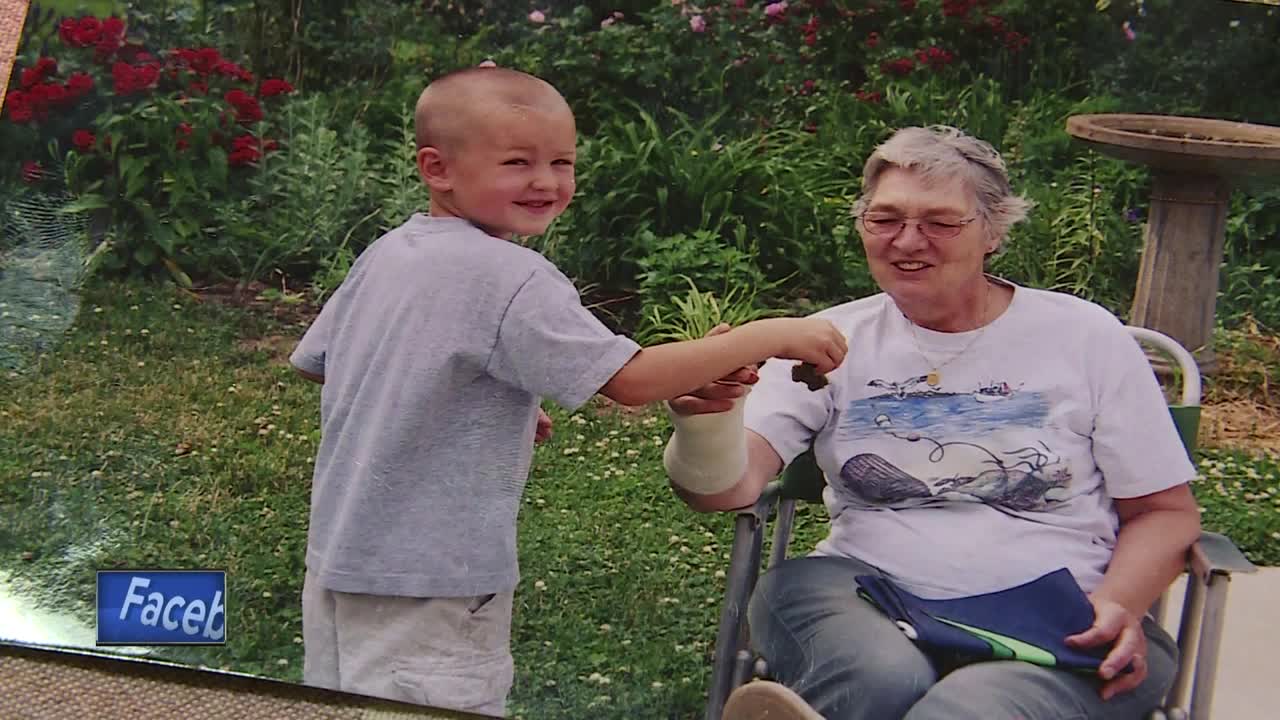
left=662, top=126, right=1201, bottom=720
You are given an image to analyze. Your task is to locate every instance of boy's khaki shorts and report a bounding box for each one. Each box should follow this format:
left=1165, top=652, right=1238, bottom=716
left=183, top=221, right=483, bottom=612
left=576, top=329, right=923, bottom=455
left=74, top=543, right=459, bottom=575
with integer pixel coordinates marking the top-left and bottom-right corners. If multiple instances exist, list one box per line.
left=301, top=570, right=514, bottom=718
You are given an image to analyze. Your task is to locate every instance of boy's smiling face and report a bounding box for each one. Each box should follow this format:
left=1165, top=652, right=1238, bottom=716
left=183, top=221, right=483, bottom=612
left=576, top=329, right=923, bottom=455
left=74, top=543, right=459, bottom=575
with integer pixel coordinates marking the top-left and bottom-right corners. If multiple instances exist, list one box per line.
left=420, top=104, right=577, bottom=240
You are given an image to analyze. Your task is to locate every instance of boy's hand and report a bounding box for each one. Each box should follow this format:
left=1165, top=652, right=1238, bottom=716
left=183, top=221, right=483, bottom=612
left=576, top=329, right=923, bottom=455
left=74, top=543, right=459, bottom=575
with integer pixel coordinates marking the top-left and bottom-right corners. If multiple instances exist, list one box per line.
left=669, top=324, right=760, bottom=416
left=535, top=408, right=553, bottom=443
left=760, top=317, right=848, bottom=374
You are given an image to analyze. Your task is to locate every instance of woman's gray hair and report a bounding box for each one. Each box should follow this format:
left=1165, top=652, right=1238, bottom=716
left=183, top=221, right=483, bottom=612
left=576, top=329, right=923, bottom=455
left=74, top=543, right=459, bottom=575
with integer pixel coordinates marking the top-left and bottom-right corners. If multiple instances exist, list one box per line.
left=851, top=125, right=1033, bottom=253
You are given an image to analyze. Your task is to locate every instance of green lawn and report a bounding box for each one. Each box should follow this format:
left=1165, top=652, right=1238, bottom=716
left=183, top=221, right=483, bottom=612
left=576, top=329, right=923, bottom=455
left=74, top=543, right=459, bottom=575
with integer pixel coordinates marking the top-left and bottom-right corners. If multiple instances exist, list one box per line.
left=0, top=280, right=1277, bottom=719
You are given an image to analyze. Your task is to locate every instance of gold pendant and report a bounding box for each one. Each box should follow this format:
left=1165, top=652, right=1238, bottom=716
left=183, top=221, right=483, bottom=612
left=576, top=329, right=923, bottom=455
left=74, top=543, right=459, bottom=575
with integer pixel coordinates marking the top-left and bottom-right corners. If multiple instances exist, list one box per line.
left=926, top=371, right=941, bottom=387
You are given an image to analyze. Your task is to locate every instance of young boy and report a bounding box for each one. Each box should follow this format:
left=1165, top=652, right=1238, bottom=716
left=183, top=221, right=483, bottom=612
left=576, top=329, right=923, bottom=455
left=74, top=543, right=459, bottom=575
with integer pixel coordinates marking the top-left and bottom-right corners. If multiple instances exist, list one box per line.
left=290, top=66, right=847, bottom=717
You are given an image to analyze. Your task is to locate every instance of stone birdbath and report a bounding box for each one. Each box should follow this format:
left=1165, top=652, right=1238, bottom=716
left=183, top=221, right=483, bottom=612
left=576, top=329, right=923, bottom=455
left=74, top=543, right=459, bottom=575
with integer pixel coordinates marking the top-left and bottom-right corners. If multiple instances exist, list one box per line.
left=1065, top=113, right=1280, bottom=373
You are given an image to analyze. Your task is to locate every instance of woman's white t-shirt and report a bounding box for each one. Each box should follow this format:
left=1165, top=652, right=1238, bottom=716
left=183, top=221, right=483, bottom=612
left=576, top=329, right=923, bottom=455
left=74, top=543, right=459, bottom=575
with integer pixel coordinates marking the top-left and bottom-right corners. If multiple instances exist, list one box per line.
left=744, top=281, right=1196, bottom=599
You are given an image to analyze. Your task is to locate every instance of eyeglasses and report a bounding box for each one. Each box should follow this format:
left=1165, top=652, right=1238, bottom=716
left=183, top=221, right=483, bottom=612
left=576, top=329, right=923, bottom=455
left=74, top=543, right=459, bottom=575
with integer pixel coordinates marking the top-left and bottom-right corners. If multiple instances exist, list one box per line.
left=858, top=213, right=978, bottom=240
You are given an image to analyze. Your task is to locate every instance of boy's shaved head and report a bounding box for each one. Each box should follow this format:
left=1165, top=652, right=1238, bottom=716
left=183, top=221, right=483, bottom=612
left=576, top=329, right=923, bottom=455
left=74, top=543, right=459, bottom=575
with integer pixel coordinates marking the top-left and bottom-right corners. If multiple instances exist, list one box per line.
left=414, top=67, right=572, bottom=150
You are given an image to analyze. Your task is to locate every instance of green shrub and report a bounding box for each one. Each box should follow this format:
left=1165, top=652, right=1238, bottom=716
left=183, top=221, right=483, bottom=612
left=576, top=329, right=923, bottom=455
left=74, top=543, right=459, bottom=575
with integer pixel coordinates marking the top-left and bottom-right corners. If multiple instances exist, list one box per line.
left=183, top=95, right=380, bottom=290
left=634, top=227, right=769, bottom=308
left=1090, top=0, right=1280, bottom=124
left=6, top=11, right=297, bottom=284
left=489, top=0, right=1058, bottom=136
left=535, top=105, right=864, bottom=303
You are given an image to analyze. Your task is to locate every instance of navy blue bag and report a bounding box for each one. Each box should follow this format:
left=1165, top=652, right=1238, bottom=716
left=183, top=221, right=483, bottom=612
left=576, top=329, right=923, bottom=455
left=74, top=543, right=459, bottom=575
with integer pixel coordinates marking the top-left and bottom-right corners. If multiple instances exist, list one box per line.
left=855, top=568, right=1128, bottom=673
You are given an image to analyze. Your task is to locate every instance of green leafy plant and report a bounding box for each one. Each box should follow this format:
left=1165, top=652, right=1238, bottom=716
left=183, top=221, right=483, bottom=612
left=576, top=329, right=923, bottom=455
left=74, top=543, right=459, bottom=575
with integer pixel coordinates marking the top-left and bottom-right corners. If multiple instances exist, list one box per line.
left=535, top=105, right=861, bottom=303
left=635, top=275, right=785, bottom=346
left=185, top=95, right=378, bottom=291
left=634, top=227, right=769, bottom=307
left=61, top=92, right=246, bottom=287
left=304, top=106, right=425, bottom=302
left=9, top=13, right=297, bottom=283
left=992, top=153, right=1145, bottom=316
left=370, top=110, right=427, bottom=235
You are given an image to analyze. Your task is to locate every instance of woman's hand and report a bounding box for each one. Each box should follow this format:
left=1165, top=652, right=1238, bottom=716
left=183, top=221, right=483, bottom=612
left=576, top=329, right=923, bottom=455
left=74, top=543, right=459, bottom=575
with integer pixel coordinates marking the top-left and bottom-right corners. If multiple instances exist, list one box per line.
left=668, top=324, right=760, bottom=416
left=1065, top=596, right=1148, bottom=701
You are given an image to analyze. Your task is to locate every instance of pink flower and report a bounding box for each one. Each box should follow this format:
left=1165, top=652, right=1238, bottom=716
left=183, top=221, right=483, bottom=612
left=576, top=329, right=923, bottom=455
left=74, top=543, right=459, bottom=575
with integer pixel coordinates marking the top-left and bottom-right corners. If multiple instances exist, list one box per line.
left=66, top=72, right=94, bottom=96
left=1122, top=21, right=1136, bottom=41
left=102, top=16, right=126, bottom=42
left=914, top=46, right=954, bottom=71
left=21, top=161, right=43, bottom=183
left=72, top=129, right=96, bottom=152
left=690, top=15, right=706, bottom=32
left=35, top=56, right=57, bottom=77
left=258, top=78, right=294, bottom=97
left=7, top=92, right=34, bottom=123
left=764, top=2, right=788, bottom=17
left=881, top=57, right=916, bottom=77
left=528, top=10, right=546, bottom=23
left=1002, top=30, right=1030, bottom=52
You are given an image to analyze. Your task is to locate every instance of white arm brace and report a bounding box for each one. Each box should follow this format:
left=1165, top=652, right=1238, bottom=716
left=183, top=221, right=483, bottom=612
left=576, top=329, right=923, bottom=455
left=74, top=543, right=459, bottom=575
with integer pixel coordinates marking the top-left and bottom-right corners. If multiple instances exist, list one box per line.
left=662, top=395, right=749, bottom=495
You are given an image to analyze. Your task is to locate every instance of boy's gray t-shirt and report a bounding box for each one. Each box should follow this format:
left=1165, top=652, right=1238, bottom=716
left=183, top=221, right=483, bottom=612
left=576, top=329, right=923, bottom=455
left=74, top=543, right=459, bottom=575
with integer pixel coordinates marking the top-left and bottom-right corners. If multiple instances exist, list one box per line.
left=291, top=215, right=640, bottom=598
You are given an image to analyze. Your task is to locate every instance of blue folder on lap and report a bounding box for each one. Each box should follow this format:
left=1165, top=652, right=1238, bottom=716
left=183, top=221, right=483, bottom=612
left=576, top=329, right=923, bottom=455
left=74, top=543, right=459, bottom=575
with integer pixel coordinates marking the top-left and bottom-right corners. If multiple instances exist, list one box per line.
left=855, top=568, right=1120, bottom=673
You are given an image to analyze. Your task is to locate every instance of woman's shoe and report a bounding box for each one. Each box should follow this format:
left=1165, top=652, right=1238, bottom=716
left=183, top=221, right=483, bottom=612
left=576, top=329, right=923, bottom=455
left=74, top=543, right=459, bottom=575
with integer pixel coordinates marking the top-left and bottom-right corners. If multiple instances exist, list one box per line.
left=721, top=680, right=825, bottom=720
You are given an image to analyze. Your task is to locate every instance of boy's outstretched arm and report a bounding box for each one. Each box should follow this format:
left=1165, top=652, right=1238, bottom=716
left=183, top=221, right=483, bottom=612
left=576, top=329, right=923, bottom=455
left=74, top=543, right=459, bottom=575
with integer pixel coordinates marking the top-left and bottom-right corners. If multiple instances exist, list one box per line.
left=598, top=317, right=846, bottom=407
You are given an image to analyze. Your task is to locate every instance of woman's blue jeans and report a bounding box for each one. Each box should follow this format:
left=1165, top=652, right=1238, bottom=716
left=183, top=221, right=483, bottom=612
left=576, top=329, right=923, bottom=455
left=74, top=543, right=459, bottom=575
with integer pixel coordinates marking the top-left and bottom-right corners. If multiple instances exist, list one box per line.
left=747, top=555, right=1178, bottom=720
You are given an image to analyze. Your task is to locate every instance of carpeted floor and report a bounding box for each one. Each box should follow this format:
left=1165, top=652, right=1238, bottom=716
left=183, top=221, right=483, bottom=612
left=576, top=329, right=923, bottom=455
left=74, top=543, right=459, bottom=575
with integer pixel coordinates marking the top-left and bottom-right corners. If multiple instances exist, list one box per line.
left=0, top=0, right=27, bottom=112
left=0, top=643, right=487, bottom=720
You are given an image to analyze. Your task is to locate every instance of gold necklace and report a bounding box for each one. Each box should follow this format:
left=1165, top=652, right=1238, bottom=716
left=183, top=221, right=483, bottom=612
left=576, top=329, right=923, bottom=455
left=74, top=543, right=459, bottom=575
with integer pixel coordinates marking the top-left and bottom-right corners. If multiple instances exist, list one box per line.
left=906, top=282, right=992, bottom=388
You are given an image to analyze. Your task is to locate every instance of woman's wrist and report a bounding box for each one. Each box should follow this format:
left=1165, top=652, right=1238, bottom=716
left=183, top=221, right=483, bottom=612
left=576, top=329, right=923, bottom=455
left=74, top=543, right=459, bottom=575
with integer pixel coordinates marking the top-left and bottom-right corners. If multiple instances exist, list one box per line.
left=663, top=396, right=749, bottom=495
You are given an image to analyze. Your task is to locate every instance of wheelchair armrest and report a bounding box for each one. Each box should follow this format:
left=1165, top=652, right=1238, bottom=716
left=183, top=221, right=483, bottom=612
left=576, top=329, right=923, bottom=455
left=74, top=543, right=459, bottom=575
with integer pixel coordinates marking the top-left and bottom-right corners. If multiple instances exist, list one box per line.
left=730, top=480, right=785, bottom=523
left=1188, top=531, right=1257, bottom=584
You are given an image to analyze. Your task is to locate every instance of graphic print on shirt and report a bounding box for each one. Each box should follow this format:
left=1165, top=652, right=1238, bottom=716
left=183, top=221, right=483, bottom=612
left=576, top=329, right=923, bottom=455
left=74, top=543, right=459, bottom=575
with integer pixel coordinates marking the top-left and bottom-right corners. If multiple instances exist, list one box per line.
left=834, top=375, right=1072, bottom=512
